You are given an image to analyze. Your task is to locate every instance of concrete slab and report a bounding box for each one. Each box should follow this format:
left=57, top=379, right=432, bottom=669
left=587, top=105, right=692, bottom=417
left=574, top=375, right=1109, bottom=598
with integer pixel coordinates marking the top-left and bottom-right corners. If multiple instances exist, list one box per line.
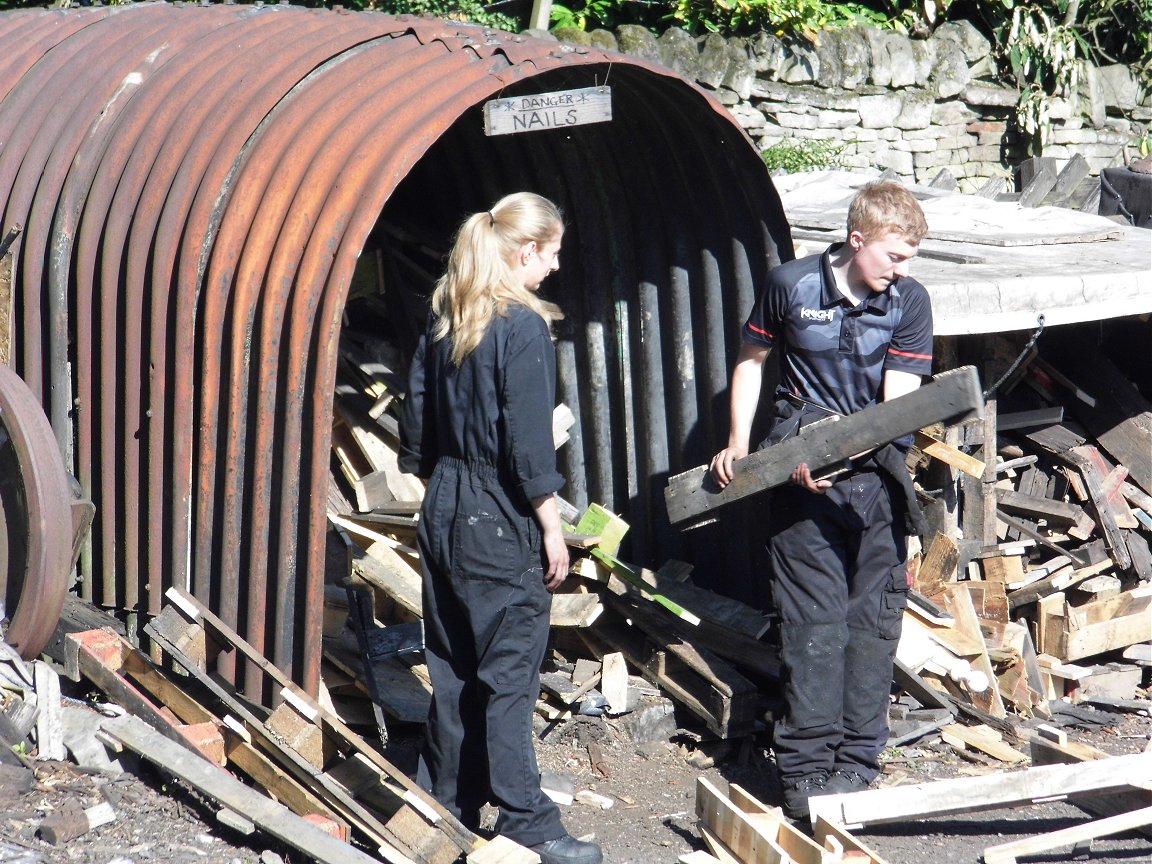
left=774, top=169, right=1152, bottom=335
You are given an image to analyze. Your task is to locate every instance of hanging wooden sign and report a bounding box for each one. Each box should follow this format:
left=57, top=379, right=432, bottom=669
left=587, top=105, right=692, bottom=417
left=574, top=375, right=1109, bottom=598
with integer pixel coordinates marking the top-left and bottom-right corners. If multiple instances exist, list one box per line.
left=483, top=86, right=612, bottom=136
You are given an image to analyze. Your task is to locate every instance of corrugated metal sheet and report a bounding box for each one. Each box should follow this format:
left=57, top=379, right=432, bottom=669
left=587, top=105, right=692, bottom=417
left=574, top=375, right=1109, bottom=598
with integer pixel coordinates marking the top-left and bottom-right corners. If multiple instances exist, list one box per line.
left=0, top=2, right=791, bottom=692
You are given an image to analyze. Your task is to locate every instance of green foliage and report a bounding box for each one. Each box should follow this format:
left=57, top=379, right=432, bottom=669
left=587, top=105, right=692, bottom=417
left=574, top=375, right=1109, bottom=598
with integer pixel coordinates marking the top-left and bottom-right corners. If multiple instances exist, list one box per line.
left=551, top=0, right=664, bottom=31
left=666, top=0, right=889, bottom=38
left=760, top=137, right=846, bottom=172
left=366, top=0, right=517, bottom=30
left=998, top=4, right=1083, bottom=153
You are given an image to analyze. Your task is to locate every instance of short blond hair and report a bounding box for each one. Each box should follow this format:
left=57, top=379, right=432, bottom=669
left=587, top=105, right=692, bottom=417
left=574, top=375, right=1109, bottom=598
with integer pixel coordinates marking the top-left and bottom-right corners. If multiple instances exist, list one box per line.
left=847, top=181, right=928, bottom=244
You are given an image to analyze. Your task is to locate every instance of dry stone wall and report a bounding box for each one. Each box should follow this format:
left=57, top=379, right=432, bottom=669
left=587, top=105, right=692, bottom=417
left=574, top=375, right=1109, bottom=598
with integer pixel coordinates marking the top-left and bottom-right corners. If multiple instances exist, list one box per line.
left=539, top=21, right=1150, bottom=192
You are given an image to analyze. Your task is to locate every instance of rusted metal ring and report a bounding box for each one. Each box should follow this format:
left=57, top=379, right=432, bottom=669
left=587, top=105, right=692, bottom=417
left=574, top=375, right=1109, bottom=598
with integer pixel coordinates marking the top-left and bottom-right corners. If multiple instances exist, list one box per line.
left=0, top=364, right=72, bottom=659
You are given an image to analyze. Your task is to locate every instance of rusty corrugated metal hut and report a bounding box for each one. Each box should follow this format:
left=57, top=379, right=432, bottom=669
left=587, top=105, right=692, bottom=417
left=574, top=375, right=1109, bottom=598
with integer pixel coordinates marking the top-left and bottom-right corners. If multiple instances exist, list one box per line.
left=0, top=1, right=791, bottom=692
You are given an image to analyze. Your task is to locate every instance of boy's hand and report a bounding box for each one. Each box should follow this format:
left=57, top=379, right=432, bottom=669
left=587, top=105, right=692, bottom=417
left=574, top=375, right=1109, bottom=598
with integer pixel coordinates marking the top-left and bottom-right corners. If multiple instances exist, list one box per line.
left=710, top=445, right=747, bottom=488
left=791, top=462, right=832, bottom=494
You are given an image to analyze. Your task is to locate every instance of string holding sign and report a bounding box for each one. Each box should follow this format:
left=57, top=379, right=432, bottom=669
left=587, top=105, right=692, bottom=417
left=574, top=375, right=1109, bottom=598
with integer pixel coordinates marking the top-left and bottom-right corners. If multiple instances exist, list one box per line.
left=483, top=86, right=612, bottom=137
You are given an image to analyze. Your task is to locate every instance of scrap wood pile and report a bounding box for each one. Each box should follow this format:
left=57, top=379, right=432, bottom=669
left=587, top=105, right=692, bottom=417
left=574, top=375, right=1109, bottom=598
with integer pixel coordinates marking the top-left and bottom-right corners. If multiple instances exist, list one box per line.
left=1, top=322, right=1149, bottom=864
left=324, top=326, right=1152, bottom=859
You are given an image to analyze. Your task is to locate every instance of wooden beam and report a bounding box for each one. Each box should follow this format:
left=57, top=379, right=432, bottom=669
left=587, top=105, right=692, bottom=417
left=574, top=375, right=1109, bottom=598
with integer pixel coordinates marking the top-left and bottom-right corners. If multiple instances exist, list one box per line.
left=982, top=806, right=1152, bottom=864
left=101, top=714, right=384, bottom=864
left=913, top=430, right=986, bottom=478
left=808, top=752, right=1152, bottom=829
left=664, top=366, right=983, bottom=525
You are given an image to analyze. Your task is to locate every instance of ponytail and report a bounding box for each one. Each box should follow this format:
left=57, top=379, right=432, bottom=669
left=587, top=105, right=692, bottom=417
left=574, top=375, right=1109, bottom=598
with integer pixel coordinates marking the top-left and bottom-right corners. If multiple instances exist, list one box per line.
left=431, top=192, right=563, bottom=365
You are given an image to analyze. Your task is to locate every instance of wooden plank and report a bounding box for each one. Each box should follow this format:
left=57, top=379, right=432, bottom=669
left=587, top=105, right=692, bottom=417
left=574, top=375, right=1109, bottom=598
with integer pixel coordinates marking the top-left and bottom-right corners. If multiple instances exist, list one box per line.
left=145, top=609, right=413, bottom=860
left=982, top=806, right=1152, bottom=864
left=351, top=543, right=424, bottom=618
left=914, top=532, right=959, bottom=597
left=548, top=592, right=603, bottom=628
left=812, top=817, right=889, bottom=864
left=664, top=366, right=983, bottom=525
left=1062, top=595, right=1152, bottom=660
left=939, top=584, right=1006, bottom=718
left=939, top=723, right=1026, bottom=764
left=468, top=835, right=540, bottom=864
left=996, top=407, right=1065, bottom=431
left=994, top=487, right=1094, bottom=533
left=157, top=588, right=476, bottom=854
left=727, top=784, right=827, bottom=864
left=66, top=628, right=344, bottom=828
left=1056, top=352, right=1152, bottom=496
left=1029, top=736, right=1152, bottom=837
left=579, top=606, right=760, bottom=738
left=694, top=777, right=787, bottom=864
left=1064, top=446, right=1134, bottom=569
left=809, top=752, right=1152, bottom=829
left=32, top=661, right=65, bottom=761
left=913, top=430, right=986, bottom=478
left=101, top=714, right=384, bottom=864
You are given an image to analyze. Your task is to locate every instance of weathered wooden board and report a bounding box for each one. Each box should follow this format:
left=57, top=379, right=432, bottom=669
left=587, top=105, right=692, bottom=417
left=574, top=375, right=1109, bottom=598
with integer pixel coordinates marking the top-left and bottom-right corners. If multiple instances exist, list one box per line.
left=809, top=752, right=1152, bottom=829
left=665, top=366, right=983, bottom=525
left=101, top=714, right=382, bottom=864
left=982, top=806, right=1152, bottom=864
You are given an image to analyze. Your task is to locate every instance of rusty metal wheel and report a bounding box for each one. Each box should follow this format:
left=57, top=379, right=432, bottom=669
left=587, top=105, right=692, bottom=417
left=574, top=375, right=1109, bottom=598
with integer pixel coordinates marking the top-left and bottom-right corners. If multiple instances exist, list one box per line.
left=0, top=364, right=72, bottom=659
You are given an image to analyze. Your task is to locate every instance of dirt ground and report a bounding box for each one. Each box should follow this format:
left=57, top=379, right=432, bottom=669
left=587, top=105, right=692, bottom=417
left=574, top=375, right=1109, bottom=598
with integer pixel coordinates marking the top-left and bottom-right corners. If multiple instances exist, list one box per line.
left=2, top=686, right=1150, bottom=864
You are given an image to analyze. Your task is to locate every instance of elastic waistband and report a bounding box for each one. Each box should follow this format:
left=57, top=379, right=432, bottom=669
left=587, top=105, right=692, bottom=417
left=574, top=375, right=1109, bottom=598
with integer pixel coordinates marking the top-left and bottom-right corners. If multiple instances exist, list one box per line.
left=434, top=456, right=501, bottom=480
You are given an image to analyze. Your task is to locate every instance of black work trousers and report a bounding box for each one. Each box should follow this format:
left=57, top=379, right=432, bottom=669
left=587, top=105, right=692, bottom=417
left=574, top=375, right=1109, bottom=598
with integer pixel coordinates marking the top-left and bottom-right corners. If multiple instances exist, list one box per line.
left=767, top=469, right=908, bottom=784
left=415, top=458, right=564, bottom=847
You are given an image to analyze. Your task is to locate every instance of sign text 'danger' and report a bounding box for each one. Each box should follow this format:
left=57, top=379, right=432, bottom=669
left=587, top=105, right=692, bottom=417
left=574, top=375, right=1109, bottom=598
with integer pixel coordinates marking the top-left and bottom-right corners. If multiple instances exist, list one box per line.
left=483, top=86, right=612, bottom=137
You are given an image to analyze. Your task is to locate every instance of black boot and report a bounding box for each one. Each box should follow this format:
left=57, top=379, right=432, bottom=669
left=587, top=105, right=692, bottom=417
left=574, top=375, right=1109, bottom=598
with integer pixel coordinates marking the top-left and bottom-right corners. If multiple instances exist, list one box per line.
left=528, top=834, right=603, bottom=864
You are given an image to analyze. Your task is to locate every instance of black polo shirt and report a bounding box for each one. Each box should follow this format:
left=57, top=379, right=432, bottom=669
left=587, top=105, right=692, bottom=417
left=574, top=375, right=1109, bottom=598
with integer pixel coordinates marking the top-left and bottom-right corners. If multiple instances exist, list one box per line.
left=743, top=243, right=933, bottom=416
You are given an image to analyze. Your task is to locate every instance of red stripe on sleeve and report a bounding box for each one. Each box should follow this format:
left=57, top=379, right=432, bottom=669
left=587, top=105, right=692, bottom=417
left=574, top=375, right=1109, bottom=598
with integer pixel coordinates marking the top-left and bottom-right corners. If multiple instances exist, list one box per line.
left=888, top=348, right=932, bottom=360
left=747, top=323, right=775, bottom=339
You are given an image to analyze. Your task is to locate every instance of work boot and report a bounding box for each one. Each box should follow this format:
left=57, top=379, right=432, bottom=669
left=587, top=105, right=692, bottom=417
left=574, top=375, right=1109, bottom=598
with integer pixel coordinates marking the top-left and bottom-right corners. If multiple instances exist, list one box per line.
left=825, top=769, right=871, bottom=795
left=528, top=834, right=603, bottom=864
left=781, top=772, right=829, bottom=821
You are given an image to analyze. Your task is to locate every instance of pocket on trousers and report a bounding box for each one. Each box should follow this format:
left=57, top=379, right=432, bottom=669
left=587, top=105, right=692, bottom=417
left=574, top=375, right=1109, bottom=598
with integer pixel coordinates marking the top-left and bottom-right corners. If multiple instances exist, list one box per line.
left=452, top=488, right=523, bottom=581
left=877, top=569, right=908, bottom=640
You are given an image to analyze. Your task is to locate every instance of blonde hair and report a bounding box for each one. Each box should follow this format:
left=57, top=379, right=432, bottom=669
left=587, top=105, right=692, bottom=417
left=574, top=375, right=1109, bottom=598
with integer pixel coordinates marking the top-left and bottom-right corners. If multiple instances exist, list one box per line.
left=431, top=192, right=564, bottom=365
left=847, top=181, right=929, bottom=244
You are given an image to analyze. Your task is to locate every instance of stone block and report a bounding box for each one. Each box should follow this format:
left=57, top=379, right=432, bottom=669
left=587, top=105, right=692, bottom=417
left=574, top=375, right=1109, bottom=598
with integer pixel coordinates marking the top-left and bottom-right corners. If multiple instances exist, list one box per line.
left=816, top=109, right=859, bottom=129
left=932, top=100, right=977, bottom=126
left=657, top=27, right=699, bottom=81
left=748, top=31, right=786, bottom=75
left=963, top=84, right=1020, bottom=108
left=776, top=111, right=818, bottom=130
left=588, top=29, right=617, bottom=52
left=829, top=26, right=871, bottom=90
left=929, top=39, right=969, bottom=99
left=909, top=40, right=937, bottom=87
left=615, top=24, right=662, bottom=65
left=895, top=91, right=933, bottom=129
left=862, top=28, right=917, bottom=89
left=1097, top=63, right=1140, bottom=111
left=552, top=27, right=591, bottom=46
left=697, top=32, right=731, bottom=89
left=728, top=104, right=766, bottom=130
left=858, top=93, right=903, bottom=129
left=618, top=695, right=678, bottom=743
left=879, top=150, right=914, bottom=175
left=931, top=20, right=992, bottom=64
left=780, top=44, right=818, bottom=83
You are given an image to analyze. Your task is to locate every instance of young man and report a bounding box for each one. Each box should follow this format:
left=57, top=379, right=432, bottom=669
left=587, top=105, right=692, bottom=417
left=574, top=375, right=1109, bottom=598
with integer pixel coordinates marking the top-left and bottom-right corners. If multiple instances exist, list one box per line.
left=710, top=181, right=932, bottom=821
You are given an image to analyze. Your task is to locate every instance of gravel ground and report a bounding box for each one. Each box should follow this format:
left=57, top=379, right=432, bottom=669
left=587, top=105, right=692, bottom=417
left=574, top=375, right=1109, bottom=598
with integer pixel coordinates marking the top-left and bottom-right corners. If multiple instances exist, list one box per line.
left=2, top=688, right=1149, bottom=864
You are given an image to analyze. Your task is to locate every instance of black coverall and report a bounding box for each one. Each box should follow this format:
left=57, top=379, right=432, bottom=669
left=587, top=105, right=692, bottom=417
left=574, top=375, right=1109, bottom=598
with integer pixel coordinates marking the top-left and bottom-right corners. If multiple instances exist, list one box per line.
left=398, top=305, right=566, bottom=847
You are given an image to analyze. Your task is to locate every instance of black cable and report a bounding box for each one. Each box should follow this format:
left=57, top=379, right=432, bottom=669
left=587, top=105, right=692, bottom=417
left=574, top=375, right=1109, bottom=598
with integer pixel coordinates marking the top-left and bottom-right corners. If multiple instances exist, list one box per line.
left=982, top=312, right=1046, bottom=400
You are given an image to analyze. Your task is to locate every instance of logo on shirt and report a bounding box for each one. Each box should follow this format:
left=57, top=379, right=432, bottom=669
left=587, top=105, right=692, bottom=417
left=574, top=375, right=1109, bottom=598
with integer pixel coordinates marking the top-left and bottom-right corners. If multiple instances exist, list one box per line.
left=800, top=307, right=835, bottom=323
